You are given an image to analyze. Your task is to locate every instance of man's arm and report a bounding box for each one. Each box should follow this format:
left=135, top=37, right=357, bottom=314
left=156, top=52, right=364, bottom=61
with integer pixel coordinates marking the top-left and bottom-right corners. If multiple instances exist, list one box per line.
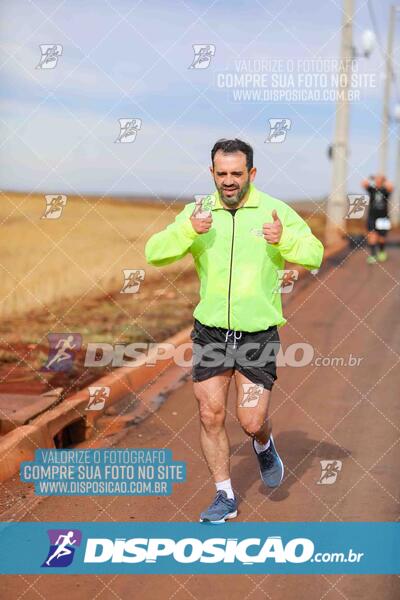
left=145, top=205, right=197, bottom=267
left=384, top=180, right=393, bottom=194
left=361, top=178, right=371, bottom=190
left=277, top=204, right=324, bottom=270
left=145, top=203, right=213, bottom=266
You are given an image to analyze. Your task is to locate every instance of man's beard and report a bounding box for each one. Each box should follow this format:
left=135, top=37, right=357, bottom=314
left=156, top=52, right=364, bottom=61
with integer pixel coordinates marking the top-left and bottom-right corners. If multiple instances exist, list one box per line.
left=217, top=178, right=250, bottom=208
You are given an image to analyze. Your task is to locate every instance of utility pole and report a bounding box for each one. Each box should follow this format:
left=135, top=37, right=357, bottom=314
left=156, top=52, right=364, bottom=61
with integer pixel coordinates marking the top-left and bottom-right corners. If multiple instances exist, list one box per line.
left=325, top=0, right=354, bottom=247
left=391, top=128, right=400, bottom=226
left=384, top=6, right=400, bottom=227
left=379, top=4, right=396, bottom=176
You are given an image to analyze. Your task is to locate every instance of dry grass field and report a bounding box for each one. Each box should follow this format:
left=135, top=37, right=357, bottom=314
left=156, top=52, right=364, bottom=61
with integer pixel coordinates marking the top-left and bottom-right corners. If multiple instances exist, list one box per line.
left=0, top=192, right=192, bottom=320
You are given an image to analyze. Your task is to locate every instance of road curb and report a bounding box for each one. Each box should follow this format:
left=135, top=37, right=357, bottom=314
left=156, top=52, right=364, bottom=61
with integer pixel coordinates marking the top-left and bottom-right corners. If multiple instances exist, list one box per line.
left=0, top=326, right=192, bottom=481
left=0, top=238, right=346, bottom=481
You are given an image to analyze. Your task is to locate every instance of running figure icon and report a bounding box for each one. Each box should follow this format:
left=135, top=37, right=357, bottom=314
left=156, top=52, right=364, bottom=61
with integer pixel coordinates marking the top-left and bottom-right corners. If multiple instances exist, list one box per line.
left=45, top=335, right=77, bottom=370
left=45, top=531, right=77, bottom=566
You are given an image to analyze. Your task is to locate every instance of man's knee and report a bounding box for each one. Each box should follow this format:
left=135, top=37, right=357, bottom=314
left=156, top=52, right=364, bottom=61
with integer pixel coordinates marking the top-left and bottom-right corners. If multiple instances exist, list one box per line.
left=238, top=413, right=267, bottom=436
left=199, top=405, right=226, bottom=432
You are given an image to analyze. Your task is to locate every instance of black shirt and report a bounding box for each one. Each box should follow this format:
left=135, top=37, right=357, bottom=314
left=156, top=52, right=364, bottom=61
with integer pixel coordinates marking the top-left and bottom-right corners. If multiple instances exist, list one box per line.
left=367, top=185, right=390, bottom=218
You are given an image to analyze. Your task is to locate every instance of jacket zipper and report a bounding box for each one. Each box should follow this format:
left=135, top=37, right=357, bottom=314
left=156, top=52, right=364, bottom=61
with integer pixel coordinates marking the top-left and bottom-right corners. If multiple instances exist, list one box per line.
left=227, top=212, right=236, bottom=329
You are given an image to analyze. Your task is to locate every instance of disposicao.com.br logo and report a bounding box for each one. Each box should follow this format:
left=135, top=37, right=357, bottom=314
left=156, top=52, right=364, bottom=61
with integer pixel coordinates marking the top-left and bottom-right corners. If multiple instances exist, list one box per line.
left=36, top=529, right=366, bottom=573
left=84, top=536, right=314, bottom=564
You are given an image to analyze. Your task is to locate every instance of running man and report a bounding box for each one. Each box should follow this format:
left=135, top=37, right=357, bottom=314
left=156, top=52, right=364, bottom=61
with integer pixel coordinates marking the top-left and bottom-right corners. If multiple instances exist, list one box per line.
left=145, top=139, right=324, bottom=523
left=45, top=335, right=76, bottom=370
left=45, top=531, right=77, bottom=566
left=361, top=174, right=393, bottom=264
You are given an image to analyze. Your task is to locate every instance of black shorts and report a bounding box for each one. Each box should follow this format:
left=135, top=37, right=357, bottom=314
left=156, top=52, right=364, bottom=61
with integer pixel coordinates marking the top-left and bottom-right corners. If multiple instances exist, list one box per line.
left=190, top=318, right=280, bottom=390
left=367, top=214, right=389, bottom=236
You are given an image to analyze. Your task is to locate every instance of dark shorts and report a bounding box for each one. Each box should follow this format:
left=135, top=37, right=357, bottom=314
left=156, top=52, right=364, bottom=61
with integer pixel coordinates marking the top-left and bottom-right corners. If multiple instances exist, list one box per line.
left=367, top=214, right=389, bottom=236
left=190, top=318, right=280, bottom=391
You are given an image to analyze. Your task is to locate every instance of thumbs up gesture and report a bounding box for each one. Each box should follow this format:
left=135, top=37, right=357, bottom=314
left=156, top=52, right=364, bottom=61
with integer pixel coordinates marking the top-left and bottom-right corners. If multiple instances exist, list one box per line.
left=190, top=202, right=213, bottom=234
left=263, top=210, right=283, bottom=244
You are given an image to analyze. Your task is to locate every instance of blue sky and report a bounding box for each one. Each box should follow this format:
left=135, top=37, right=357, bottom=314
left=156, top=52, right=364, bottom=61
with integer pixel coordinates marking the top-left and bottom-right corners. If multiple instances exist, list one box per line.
left=1, top=0, right=400, bottom=201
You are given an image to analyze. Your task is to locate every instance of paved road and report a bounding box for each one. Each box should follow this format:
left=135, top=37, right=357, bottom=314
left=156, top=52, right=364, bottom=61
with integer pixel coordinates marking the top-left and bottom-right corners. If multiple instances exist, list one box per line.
left=3, top=244, right=400, bottom=599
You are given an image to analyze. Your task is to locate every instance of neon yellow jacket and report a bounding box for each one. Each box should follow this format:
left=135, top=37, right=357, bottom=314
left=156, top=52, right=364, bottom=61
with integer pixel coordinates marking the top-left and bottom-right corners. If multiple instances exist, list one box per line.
left=145, top=184, right=324, bottom=332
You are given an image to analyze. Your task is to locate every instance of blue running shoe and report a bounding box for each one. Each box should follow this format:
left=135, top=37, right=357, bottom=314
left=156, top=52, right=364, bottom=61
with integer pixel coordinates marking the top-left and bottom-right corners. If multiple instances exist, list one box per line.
left=200, top=490, right=238, bottom=524
left=253, top=434, right=284, bottom=488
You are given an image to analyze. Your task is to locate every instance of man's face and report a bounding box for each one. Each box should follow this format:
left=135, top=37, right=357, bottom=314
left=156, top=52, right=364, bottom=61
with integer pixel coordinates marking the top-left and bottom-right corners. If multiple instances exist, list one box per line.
left=210, top=150, right=256, bottom=208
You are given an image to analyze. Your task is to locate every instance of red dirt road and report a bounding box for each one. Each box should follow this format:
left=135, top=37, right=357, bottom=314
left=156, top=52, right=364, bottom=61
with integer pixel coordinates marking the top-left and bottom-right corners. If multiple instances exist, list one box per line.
left=2, top=243, right=400, bottom=599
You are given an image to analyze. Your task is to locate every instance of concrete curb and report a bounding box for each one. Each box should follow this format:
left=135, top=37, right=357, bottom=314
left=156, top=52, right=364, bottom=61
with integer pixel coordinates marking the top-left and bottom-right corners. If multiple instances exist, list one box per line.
left=0, top=238, right=346, bottom=481
left=0, top=326, right=192, bottom=481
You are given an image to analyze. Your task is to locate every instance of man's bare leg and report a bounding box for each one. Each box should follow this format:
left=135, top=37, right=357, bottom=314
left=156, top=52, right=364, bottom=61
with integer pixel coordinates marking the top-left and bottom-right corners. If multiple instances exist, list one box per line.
left=234, top=371, right=271, bottom=442
left=234, top=371, right=284, bottom=488
left=193, top=370, right=233, bottom=483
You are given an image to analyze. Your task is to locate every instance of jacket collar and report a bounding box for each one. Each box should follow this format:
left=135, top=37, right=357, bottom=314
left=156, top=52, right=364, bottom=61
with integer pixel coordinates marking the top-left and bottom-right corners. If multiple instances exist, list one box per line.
left=211, top=183, right=260, bottom=210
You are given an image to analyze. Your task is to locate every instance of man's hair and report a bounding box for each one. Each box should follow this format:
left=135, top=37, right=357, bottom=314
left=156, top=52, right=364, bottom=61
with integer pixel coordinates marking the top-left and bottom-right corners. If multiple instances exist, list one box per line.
left=211, top=138, right=253, bottom=171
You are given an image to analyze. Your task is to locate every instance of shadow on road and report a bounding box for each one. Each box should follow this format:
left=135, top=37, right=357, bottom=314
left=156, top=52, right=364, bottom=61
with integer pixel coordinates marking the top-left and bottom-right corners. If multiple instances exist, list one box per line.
left=230, top=429, right=350, bottom=502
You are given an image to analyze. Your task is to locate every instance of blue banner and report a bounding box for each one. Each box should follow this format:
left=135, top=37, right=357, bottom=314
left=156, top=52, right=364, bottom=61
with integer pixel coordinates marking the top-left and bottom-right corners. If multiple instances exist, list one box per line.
left=0, top=522, right=398, bottom=574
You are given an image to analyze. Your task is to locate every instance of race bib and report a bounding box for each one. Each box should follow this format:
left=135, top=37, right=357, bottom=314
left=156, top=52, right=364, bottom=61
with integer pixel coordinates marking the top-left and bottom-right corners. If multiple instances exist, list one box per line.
left=375, top=217, right=391, bottom=230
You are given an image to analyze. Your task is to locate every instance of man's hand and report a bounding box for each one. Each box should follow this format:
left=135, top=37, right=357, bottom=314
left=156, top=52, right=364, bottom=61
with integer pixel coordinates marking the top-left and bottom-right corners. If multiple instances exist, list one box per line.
left=361, top=178, right=370, bottom=190
left=263, top=209, right=283, bottom=244
left=190, top=205, right=213, bottom=234
left=385, top=180, right=394, bottom=193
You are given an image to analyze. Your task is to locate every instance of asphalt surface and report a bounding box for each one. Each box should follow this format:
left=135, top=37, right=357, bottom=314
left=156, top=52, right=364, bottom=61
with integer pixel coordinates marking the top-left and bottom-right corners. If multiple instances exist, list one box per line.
left=2, top=243, right=400, bottom=599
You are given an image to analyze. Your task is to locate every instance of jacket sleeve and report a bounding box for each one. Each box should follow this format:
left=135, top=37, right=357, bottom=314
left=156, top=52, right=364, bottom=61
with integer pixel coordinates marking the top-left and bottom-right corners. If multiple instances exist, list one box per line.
left=145, top=204, right=199, bottom=267
left=276, top=204, right=324, bottom=270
